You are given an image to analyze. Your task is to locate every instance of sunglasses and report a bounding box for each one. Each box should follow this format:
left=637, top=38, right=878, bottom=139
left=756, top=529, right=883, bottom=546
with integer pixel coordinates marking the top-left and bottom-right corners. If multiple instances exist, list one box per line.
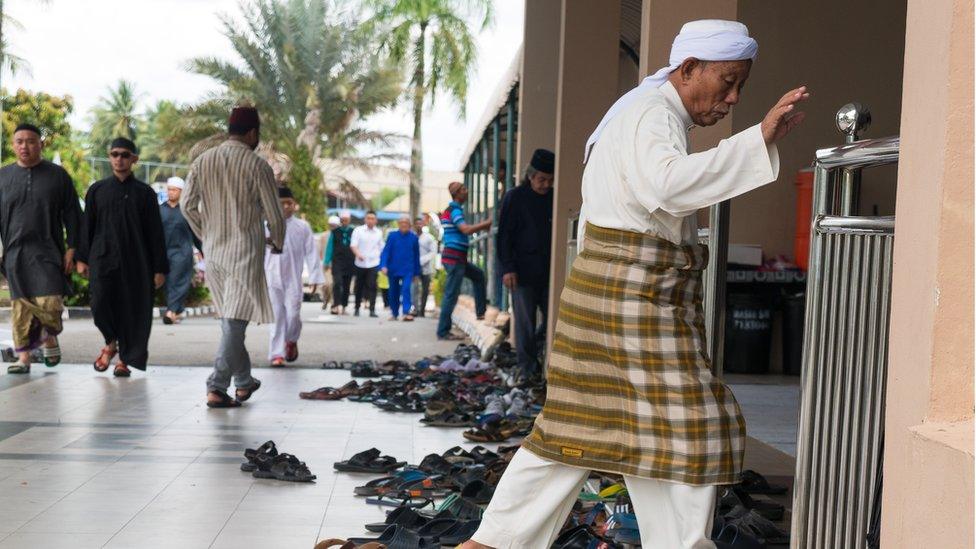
left=109, top=151, right=133, bottom=159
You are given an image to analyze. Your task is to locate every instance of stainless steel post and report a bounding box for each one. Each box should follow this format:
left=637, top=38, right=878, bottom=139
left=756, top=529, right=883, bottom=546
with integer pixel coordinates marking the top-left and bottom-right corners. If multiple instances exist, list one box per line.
left=705, top=200, right=729, bottom=377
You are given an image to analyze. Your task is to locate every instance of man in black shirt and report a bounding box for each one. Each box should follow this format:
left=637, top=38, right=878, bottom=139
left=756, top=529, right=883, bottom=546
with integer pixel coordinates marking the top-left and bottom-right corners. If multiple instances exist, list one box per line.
left=76, top=137, right=168, bottom=377
left=324, top=211, right=355, bottom=315
left=497, top=149, right=555, bottom=383
left=0, top=123, right=83, bottom=373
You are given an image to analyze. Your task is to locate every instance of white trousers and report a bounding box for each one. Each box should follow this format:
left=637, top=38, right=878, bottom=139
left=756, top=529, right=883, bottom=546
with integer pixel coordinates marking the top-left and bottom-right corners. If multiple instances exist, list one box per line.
left=267, top=285, right=303, bottom=360
left=471, top=449, right=717, bottom=549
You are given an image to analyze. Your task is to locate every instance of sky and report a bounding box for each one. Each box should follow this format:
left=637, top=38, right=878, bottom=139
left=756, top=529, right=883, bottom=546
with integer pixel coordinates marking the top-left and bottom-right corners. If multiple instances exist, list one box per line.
left=4, top=0, right=524, bottom=172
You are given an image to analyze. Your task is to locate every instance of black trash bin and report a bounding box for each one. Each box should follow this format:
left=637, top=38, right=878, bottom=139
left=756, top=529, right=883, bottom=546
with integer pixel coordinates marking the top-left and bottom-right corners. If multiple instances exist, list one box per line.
left=724, top=292, right=773, bottom=374
left=781, top=291, right=806, bottom=375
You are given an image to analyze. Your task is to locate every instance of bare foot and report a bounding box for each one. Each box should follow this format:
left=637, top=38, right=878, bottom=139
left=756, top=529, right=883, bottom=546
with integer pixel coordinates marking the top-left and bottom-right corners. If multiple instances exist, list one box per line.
left=458, top=542, right=494, bottom=549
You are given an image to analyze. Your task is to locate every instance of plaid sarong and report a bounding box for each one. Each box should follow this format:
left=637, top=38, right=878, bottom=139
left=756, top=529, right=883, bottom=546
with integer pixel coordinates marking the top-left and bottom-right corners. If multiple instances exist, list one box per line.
left=523, top=223, right=745, bottom=485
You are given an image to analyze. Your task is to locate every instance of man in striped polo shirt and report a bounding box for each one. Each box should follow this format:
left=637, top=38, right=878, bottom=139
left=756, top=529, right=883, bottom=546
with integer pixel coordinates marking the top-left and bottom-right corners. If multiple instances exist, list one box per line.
left=436, top=182, right=491, bottom=340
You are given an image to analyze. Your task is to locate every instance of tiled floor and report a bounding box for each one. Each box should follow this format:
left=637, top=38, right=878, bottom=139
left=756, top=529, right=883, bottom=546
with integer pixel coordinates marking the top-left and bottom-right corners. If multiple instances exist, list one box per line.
left=0, top=361, right=799, bottom=548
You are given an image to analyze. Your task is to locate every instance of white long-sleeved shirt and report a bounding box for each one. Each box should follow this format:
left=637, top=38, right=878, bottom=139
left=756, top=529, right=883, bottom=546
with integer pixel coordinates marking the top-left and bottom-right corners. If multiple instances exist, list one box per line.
left=418, top=231, right=437, bottom=275
left=265, top=216, right=325, bottom=291
left=350, top=225, right=384, bottom=269
left=579, top=80, right=779, bottom=247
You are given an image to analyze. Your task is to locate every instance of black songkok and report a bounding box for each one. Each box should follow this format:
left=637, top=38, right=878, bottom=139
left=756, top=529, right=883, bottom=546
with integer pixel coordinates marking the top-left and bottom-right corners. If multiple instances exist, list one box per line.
left=110, top=137, right=138, bottom=154
left=278, top=186, right=294, bottom=199
left=530, top=148, right=555, bottom=174
left=14, top=123, right=41, bottom=137
left=228, top=106, right=260, bottom=134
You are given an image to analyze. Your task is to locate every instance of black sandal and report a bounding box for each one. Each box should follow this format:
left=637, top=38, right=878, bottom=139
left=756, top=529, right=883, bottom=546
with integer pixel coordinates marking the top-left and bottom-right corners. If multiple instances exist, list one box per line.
left=207, top=390, right=241, bottom=408
left=333, top=448, right=406, bottom=473
left=235, top=379, right=261, bottom=402
left=241, top=440, right=278, bottom=472
left=738, top=469, right=788, bottom=495
left=252, top=453, right=316, bottom=482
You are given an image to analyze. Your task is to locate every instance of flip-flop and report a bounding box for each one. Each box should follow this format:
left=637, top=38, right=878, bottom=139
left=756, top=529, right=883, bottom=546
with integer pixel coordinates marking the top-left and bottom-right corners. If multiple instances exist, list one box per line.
left=346, top=525, right=439, bottom=549
left=353, top=469, right=428, bottom=496
left=235, top=379, right=261, bottom=402
left=300, top=380, right=358, bottom=401
left=364, top=507, right=451, bottom=534
left=207, top=390, right=242, bottom=408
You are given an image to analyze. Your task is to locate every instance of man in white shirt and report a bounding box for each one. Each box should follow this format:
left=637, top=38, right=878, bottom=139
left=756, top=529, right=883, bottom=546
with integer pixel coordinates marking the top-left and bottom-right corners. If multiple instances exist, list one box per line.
left=411, top=216, right=438, bottom=317
left=463, top=19, right=808, bottom=549
left=350, top=210, right=384, bottom=318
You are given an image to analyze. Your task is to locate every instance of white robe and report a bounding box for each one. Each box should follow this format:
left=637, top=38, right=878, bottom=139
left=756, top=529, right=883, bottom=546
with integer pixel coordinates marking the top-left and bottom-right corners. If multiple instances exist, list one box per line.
left=579, top=80, right=779, bottom=247
left=265, top=216, right=324, bottom=360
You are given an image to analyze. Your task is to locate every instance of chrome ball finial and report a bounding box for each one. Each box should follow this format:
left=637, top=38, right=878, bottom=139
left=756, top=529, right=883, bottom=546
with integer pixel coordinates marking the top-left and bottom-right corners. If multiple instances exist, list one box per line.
left=836, top=103, right=872, bottom=142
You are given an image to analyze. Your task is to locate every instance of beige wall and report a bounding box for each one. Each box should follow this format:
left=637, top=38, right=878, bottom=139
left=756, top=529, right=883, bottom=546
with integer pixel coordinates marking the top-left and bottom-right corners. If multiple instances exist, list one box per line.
left=731, top=0, right=906, bottom=260
left=881, top=0, right=974, bottom=546
left=516, top=0, right=561, bottom=178
left=546, top=0, right=622, bottom=345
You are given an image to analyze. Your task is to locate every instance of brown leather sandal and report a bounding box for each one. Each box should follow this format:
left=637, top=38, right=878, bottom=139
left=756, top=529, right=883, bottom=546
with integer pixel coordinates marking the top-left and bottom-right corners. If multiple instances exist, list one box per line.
left=94, top=345, right=117, bottom=372
left=113, top=362, right=131, bottom=377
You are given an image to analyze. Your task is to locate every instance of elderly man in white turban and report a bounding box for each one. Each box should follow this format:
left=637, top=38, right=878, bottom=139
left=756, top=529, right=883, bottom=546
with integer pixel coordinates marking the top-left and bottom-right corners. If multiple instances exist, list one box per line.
left=159, top=176, right=201, bottom=325
left=462, top=20, right=809, bottom=549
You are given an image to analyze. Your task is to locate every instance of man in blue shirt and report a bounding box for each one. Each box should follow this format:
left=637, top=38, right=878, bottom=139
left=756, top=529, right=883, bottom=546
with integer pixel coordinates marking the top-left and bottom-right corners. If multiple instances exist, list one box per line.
left=437, top=182, right=491, bottom=340
left=380, top=215, right=421, bottom=321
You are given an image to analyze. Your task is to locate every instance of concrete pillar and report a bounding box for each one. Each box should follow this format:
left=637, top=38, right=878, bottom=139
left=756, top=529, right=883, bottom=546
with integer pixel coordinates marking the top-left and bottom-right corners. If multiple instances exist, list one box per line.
left=881, top=0, right=974, bottom=546
left=545, top=0, right=621, bottom=345
left=516, top=0, right=561, bottom=177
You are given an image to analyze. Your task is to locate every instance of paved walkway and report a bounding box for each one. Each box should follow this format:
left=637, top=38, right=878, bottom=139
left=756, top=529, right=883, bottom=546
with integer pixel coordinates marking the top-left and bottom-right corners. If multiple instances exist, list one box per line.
left=50, top=303, right=458, bottom=367
left=0, top=302, right=800, bottom=548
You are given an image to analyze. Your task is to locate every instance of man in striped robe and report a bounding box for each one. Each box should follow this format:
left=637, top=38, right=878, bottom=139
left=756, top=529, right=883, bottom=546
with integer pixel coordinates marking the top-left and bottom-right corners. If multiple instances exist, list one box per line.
left=182, top=106, right=286, bottom=408
left=463, top=20, right=809, bottom=549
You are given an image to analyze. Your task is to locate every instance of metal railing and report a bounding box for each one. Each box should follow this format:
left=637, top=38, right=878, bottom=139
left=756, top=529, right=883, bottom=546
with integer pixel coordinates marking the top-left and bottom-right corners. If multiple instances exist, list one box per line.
left=791, top=104, right=898, bottom=549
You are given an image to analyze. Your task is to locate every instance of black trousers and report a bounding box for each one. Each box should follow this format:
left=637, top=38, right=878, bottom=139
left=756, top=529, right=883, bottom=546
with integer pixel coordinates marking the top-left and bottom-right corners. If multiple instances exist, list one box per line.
left=332, top=262, right=354, bottom=308
left=512, top=284, right=549, bottom=378
left=412, top=274, right=431, bottom=316
left=353, top=266, right=378, bottom=312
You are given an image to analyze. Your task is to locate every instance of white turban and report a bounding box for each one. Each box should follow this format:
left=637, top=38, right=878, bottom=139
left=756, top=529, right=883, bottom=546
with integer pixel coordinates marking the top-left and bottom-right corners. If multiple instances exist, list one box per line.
left=584, top=19, right=758, bottom=162
left=328, top=215, right=341, bottom=226
left=166, top=176, right=186, bottom=190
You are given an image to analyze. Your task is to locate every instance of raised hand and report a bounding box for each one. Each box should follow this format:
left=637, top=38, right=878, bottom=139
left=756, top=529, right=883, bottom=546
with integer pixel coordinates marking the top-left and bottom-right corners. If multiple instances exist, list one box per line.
left=761, top=86, right=810, bottom=144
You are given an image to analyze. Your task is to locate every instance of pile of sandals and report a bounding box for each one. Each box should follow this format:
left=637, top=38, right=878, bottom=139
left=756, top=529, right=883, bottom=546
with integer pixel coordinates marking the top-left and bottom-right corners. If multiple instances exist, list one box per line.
left=301, top=343, right=546, bottom=444
left=324, top=444, right=518, bottom=548
left=319, top=442, right=792, bottom=548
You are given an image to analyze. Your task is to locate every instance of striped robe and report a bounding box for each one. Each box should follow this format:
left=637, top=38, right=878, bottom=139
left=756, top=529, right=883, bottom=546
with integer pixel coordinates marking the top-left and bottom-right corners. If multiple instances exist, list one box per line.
left=181, top=140, right=285, bottom=324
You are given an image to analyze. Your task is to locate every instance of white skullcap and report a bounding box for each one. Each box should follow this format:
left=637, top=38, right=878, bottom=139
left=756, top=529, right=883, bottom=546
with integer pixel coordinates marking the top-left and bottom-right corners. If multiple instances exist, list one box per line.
left=585, top=19, right=758, bottom=161
left=339, top=210, right=351, bottom=218
left=166, top=176, right=186, bottom=190
left=328, top=215, right=341, bottom=226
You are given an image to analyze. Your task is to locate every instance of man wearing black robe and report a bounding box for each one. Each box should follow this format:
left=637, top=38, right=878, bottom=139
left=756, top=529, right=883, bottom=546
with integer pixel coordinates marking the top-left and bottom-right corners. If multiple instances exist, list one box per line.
left=0, top=123, right=83, bottom=373
left=497, top=149, right=555, bottom=384
left=76, top=137, right=168, bottom=377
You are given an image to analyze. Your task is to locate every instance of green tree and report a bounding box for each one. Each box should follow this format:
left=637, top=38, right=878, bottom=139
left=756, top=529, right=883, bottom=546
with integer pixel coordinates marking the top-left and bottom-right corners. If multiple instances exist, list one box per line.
left=184, top=0, right=404, bottom=230
left=370, top=186, right=404, bottom=211
left=367, top=0, right=493, bottom=218
left=1, top=88, right=91, bottom=194
left=88, top=79, right=141, bottom=155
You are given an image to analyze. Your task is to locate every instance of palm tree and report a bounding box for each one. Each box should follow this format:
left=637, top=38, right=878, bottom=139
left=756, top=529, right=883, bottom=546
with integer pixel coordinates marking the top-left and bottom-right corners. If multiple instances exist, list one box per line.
left=367, top=0, right=493, bottom=218
left=188, top=0, right=403, bottom=159
left=184, top=0, right=406, bottom=230
left=88, top=79, right=142, bottom=155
